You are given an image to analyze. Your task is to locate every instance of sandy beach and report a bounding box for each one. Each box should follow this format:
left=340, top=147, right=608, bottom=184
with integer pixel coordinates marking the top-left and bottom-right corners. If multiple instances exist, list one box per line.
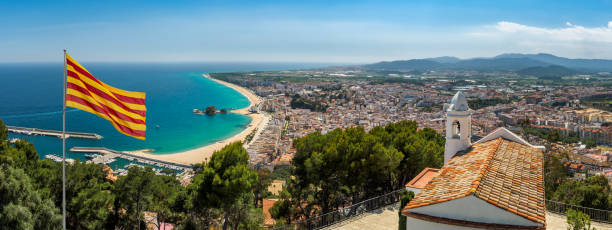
left=126, top=74, right=267, bottom=165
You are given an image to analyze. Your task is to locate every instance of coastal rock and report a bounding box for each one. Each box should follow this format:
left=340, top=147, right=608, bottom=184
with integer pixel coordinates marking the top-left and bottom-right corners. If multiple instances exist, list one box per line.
left=205, top=106, right=217, bottom=115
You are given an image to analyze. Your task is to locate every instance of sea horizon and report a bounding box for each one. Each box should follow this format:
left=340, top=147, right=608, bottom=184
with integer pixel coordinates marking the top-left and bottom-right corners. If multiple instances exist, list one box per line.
left=0, top=61, right=355, bottom=66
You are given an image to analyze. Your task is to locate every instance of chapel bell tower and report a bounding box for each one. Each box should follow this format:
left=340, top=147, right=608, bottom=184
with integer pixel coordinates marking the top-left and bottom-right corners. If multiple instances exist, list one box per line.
left=444, top=91, right=472, bottom=163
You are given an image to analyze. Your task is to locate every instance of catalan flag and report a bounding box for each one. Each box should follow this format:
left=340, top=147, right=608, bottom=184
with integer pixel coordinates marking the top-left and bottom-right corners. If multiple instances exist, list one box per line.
left=65, top=54, right=147, bottom=140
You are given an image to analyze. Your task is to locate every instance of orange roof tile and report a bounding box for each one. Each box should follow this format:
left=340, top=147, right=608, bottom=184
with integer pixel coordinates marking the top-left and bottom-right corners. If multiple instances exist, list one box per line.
left=263, top=198, right=279, bottom=227
left=405, top=168, right=440, bottom=189
left=476, top=139, right=546, bottom=224
left=402, top=137, right=546, bottom=226
left=564, top=162, right=585, bottom=170
left=402, top=138, right=503, bottom=210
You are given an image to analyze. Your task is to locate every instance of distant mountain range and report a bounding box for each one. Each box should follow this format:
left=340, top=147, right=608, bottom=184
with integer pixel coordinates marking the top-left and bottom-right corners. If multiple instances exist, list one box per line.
left=362, top=53, right=612, bottom=76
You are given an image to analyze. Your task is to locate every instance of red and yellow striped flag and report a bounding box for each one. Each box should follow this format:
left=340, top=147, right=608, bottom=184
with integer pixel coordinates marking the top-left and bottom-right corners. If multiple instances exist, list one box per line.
left=65, top=54, right=147, bottom=140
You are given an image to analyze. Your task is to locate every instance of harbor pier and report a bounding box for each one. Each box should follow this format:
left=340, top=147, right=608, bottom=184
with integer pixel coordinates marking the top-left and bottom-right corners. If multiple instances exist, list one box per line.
left=70, top=147, right=192, bottom=171
left=7, top=126, right=102, bottom=140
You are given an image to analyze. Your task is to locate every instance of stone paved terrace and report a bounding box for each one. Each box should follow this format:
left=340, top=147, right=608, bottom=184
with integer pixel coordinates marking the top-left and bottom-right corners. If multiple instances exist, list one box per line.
left=324, top=204, right=612, bottom=230
left=323, top=205, right=398, bottom=230
left=546, top=212, right=612, bottom=230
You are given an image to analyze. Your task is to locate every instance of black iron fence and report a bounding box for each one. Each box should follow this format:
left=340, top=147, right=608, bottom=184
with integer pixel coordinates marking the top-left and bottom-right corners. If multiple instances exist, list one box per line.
left=545, top=199, right=612, bottom=224
left=272, top=190, right=612, bottom=229
left=271, top=188, right=404, bottom=230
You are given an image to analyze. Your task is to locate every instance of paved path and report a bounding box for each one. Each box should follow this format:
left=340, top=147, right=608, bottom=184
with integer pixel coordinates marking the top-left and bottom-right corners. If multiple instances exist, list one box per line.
left=545, top=212, right=612, bottom=230
left=324, top=204, right=612, bottom=230
left=323, top=204, right=400, bottom=230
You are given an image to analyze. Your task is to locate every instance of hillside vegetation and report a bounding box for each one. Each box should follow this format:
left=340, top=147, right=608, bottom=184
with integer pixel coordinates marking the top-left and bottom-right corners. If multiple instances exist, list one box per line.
left=517, top=65, right=577, bottom=78
left=362, top=53, right=612, bottom=74
left=270, top=121, right=445, bottom=224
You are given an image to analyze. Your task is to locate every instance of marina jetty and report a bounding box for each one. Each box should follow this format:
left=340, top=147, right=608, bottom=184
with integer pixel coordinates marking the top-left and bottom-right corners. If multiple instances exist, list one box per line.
left=45, top=154, right=75, bottom=164
left=7, top=126, right=102, bottom=140
left=70, top=146, right=192, bottom=171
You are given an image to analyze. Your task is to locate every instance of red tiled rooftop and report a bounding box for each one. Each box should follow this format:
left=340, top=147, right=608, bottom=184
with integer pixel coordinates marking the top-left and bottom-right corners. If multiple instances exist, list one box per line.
left=263, top=198, right=279, bottom=227
left=405, top=168, right=440, bottom=189
left=402, top=138, right=503, bottom=211
left=402, top=137, right=546, bottom=226
left=564, top=162, right=585, bottom=170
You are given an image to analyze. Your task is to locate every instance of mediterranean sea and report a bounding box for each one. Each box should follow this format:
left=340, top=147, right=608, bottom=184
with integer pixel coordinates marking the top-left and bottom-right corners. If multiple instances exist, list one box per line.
left=0, top=62, right=332, bottom=169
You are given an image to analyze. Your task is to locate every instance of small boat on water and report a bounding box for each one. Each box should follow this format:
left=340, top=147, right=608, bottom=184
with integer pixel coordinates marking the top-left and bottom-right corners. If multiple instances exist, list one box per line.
left=193, top=109, right=204, bottom=115
left=45, top=154, right=74, bottom=164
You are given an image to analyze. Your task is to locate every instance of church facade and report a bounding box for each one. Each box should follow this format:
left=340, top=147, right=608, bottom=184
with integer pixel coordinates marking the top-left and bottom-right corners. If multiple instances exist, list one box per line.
left=401, top=91, right=546, bottom=229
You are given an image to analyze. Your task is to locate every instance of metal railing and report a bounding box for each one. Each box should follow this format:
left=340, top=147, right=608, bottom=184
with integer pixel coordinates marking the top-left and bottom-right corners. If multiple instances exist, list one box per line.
left=270, top=189, right=612, bottom=229
left=272, top=188, right=404, bottom=230
left=545, top=199, right=612, bottom=224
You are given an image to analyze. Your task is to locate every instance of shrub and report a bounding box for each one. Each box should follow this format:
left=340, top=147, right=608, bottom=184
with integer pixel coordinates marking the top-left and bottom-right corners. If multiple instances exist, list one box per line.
left=398, top=190, right=415, bottom=230
left=566, top=209, right=596, bottom=230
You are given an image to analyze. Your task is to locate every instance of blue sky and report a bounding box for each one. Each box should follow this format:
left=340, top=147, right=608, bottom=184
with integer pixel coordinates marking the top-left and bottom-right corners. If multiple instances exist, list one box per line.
left=2, top=0, right=612, bottom=62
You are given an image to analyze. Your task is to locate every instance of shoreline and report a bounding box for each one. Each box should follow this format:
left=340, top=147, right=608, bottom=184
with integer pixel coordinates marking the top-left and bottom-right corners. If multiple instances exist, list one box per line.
left=126, top=74, right=266, bottom=165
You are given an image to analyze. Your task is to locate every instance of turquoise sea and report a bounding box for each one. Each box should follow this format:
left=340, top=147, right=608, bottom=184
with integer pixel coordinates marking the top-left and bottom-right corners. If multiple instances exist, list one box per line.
left=0, top=62, right=331, bottom=169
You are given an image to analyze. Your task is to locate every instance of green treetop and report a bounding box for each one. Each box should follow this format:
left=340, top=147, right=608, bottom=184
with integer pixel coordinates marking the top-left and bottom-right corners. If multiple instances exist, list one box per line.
left=0, top=164, right=62, bottom=230
left=187, top=141, right=260, bottom=230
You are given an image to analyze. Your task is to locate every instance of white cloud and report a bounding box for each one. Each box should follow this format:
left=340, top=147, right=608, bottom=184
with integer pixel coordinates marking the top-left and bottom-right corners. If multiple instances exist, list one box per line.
left=465, top=21, right=612, bottom=59
left=492, top=21, right=612, bottom=42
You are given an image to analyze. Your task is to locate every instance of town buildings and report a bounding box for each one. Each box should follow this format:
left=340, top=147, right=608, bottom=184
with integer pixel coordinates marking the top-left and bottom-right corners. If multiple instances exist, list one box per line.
left=210, top=71, right=612, bottom=199
left=224, top=71, right=611, bottom=173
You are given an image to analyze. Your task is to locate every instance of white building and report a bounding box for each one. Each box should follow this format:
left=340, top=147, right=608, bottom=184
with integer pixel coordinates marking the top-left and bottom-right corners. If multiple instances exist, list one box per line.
left=401, top=91, right=546, bottom=229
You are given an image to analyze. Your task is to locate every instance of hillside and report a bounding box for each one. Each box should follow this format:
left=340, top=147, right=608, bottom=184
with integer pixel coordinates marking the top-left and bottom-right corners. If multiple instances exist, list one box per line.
left=424, top=56, right=461, bottom=63
left=450, top=57, right=549, bottom=71
left=517, top=65, right=578, bottom=78
left=361, top=53, right=612, bottom=73
left=364, top=59, right=443, bottom=71
left=495, top=53, right=612, bottom=71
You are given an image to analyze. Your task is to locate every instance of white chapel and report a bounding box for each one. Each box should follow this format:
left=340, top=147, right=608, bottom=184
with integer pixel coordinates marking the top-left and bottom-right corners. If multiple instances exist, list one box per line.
left=401, top=91, right=547, bottom=230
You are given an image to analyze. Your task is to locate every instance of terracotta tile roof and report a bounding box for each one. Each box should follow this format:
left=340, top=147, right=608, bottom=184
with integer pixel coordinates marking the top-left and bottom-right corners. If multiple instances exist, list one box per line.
left=476, top=139, right=546, bottom=224
left=564, top=162, right=585, bottom=171
left=405, top=168, right=440, bottom=189
left=403, top=138, right=503, bottom=210
left=263, top=198, right=279, bottom=227
left=402, top=137, right=546, bottom=226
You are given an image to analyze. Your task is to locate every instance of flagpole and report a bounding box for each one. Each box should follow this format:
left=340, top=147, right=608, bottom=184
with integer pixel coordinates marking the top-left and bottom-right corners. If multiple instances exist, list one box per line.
left=62, top=49, right=67, bottom=230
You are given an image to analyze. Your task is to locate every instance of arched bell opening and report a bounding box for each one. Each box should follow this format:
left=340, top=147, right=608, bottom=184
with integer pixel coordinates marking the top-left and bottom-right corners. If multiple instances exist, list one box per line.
left=452, top=120, right=461, bottom=139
